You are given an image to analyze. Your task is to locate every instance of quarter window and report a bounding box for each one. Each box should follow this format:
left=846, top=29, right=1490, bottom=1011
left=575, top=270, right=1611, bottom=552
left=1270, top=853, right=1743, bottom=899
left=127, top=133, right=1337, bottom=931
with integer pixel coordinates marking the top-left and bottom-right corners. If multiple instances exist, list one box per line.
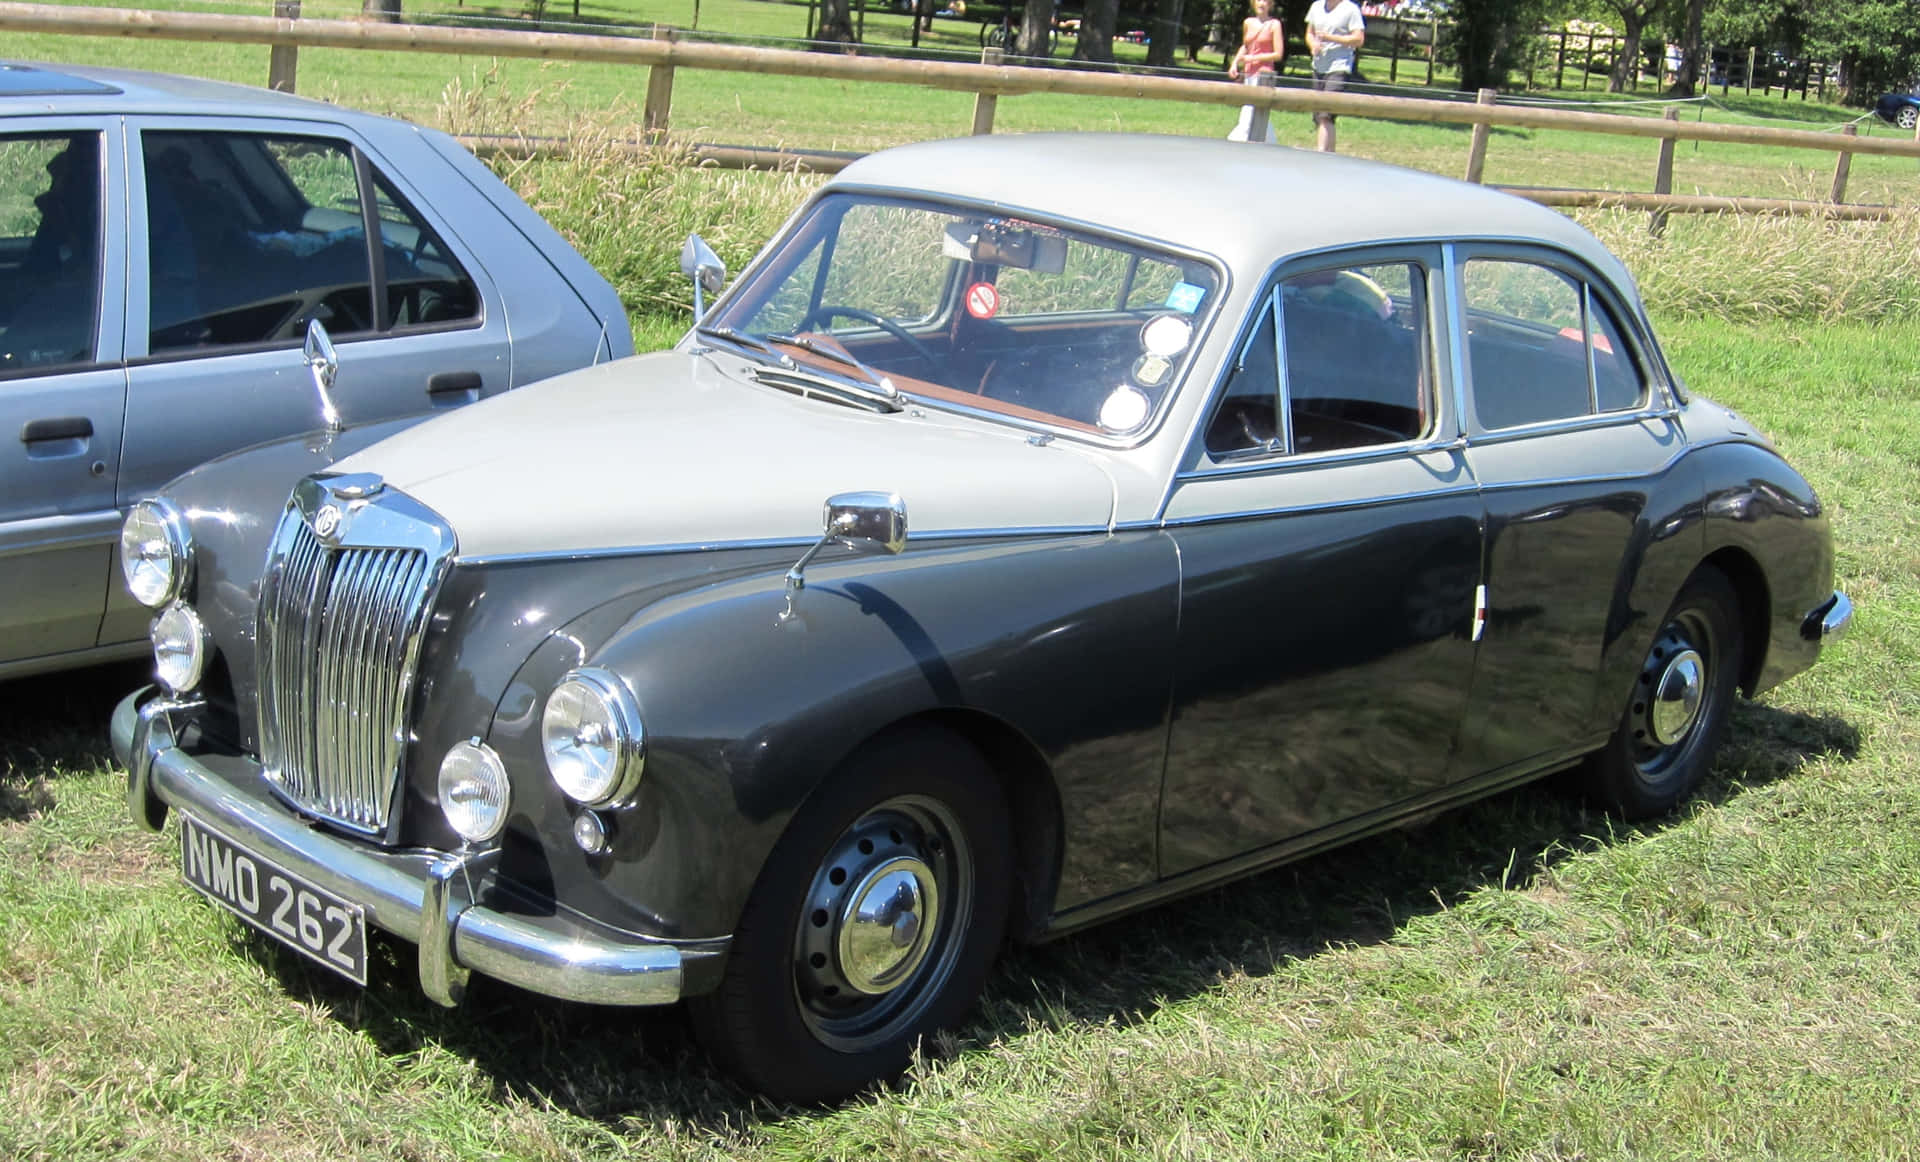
left=1463, top=259, right=1648, bottom=429
left=142, top=131, right=478, bottom=353
left=1204, top=260, right=1431, bottom=458
left=0, top=132, right=102, bottom=375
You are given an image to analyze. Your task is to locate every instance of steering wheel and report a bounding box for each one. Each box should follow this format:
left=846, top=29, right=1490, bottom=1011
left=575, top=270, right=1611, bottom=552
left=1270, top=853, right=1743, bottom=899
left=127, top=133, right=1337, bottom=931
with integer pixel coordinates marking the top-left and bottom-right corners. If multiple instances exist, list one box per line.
left=810, top=305, right=939, bottom=370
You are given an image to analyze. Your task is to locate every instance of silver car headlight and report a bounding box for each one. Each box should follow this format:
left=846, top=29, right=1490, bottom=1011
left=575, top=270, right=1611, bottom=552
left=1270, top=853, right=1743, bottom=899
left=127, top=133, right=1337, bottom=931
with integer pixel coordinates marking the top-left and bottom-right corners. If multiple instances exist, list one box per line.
left=439, top=740, right=511, bottom=843
left=541, top=668, right=645, bottom=808
left=151, top=603, right=210, bottom=694
left=121, top=498, right=193, bottom=608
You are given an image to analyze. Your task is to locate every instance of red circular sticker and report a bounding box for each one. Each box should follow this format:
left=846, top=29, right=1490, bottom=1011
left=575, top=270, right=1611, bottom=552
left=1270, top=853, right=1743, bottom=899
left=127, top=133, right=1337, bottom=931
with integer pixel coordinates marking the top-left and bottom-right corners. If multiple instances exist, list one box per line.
left=965, top=282, right=1001, bottom=320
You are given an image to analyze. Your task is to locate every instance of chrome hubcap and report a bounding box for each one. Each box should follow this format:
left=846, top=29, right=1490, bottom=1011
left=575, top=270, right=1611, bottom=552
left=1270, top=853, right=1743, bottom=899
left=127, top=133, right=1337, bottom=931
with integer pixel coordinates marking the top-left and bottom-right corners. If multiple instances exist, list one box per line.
left=1648, top=648, right=1705, bottom=745
left=837, top=856, right=938, bottom=995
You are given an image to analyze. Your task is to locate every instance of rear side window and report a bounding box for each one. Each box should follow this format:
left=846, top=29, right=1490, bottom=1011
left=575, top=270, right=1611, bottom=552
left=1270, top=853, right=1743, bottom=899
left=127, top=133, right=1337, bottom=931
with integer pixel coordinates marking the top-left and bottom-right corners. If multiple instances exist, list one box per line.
left=142, top=131, right=478, bottom=353
left=0, top=132, right=103, bottom=375
left=1463, top=259, right=1649, bottom=430
left=1204, top=260, right=1431, bottom=458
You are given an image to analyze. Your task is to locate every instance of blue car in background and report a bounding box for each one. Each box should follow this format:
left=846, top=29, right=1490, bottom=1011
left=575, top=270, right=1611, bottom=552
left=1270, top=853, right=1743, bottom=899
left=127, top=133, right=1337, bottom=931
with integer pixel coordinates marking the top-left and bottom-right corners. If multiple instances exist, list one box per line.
left=1873, top=90, right=1920, bottom=130
left=1, top=61, right=631, bottom=680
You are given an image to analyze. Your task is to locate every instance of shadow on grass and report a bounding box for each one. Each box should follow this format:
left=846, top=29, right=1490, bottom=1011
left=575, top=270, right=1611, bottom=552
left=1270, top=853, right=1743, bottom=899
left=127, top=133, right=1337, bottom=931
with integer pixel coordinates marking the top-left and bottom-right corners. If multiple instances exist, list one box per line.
left=223, top=698, right=1857, bottom=1126
left=0, top=661, right=148, bottom=822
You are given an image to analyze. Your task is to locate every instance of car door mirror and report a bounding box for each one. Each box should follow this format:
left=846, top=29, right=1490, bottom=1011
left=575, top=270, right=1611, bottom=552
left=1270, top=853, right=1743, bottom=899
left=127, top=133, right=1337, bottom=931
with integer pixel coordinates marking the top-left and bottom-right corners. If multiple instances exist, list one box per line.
left=784, top=491, right=907, bottom=594
left=680, top=234, right=727, bottom=322
left=303, top=317, right=341, bottom=432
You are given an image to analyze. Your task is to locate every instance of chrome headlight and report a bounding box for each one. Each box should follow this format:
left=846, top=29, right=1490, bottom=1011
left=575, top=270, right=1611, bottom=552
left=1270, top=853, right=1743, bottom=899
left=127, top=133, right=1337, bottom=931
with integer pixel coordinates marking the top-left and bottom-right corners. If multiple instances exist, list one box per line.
left=151, top=603, right=209, bottom=694
left=541, top=668, right=645, bottom=808
left=439, top=740, right=510, bottom=843
left=120, top=498, right=193, bottom=608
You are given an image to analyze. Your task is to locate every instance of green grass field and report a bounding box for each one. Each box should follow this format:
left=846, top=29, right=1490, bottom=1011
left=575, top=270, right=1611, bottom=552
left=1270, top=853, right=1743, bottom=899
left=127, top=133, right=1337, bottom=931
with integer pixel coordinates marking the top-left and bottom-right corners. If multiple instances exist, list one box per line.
left=5, top=8, right=1920, bottom=1158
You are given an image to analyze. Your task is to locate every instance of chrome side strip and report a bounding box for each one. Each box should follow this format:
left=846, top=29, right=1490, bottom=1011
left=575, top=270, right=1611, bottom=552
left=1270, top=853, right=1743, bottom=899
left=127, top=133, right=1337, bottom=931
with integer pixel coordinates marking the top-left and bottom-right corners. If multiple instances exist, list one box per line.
left=455, top=524, right=1116, bottom=566
left=1157, top=482, right=1483, bottom=528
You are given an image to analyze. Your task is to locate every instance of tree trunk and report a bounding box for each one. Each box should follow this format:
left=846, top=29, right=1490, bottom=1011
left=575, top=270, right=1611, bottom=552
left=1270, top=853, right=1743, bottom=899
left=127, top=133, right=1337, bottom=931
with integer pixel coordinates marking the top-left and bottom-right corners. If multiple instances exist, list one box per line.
left=1019, top=0, right=1051, bottom=57
left=1608, top=14, right=1645, bottom=92
left=1667, top=0, right=1703, bottom=96
left=814, top=0, right=856, bottom=45
left=1146, top=0, right=1183, bottom=67
left=361, top=0, right=400, bottom=22
left=1073, top=0, right=1117, bottom=64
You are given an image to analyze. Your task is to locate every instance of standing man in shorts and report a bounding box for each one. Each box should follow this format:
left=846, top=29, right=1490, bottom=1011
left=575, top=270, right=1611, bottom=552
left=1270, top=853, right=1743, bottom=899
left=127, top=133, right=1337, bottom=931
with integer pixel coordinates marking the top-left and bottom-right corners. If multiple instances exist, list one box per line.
left=1305, top=0, right=1365, bottom=152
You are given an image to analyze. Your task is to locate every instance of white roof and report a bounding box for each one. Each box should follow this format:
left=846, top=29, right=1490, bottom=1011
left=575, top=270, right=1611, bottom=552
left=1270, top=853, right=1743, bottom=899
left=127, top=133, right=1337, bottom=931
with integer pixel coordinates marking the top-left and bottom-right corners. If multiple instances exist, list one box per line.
left=830, top=133, right=1633, bottom=291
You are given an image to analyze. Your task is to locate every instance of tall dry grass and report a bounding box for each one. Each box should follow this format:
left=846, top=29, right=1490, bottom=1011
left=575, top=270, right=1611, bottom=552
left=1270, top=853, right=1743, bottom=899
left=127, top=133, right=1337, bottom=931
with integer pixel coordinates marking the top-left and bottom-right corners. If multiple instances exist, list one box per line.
left=432, top=72, right=1920, bottom=334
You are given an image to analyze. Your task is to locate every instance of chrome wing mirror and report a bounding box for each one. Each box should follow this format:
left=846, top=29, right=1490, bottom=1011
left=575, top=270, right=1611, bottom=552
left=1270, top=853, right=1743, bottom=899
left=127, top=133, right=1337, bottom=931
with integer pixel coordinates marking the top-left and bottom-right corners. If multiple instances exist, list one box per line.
left=680, top=234, right=727, bottom=322
left=303, top=318, right=341, bottom=433
left=785, top=491, right=907, bottom=599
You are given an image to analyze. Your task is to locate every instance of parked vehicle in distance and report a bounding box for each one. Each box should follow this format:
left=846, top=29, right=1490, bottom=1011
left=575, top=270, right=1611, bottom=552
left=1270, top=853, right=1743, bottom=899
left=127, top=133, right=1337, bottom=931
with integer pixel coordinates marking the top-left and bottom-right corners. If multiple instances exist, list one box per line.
left=1873, top=90, right=1920, bottom=129
left=0, top=61, right=631, bottom=680
left=115, top=134, right=1850, bottom=1103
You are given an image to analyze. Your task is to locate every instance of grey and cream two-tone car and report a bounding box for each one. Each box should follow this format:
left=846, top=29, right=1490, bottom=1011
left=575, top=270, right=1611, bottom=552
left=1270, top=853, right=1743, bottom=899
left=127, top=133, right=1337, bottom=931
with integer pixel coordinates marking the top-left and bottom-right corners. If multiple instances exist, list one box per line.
left=114, top=134, right=1850, bottom=1102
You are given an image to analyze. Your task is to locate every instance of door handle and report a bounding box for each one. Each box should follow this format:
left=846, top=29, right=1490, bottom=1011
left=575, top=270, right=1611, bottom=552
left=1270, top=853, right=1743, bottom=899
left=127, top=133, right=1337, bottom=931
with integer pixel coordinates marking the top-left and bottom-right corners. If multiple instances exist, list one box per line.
left=21, top=416, right=93, bottom=444
left=427, top=370, right=483, bottom=405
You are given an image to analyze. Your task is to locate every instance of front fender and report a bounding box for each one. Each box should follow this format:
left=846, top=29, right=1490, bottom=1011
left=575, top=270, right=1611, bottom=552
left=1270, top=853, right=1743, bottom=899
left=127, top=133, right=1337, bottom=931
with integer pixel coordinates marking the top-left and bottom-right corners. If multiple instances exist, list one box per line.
left=481, top=531, right=1182, bottom=945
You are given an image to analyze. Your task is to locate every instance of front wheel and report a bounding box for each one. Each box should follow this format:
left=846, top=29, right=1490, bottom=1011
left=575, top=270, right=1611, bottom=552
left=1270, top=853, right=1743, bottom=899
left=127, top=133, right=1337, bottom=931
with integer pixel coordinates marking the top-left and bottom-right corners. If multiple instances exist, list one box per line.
left=1898, top=106, right=1918, bottom=130
left=687, top=726, right=1012, bottom=1103
left=1581, top=567, right=1743, bottom=819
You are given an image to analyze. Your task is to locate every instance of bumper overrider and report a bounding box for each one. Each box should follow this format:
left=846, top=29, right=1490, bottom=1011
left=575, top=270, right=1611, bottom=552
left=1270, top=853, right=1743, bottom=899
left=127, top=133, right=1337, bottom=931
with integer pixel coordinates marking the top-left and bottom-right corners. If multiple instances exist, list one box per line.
left=114, top=687, right=717, bottom=1007
left=1803, top=590, right=1855, bottom=642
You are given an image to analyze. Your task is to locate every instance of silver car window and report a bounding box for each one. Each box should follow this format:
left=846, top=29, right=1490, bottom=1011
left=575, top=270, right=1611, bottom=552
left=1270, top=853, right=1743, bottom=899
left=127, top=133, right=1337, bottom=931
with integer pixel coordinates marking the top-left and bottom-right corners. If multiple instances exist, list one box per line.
left=0, top=132, right=103, bottom=375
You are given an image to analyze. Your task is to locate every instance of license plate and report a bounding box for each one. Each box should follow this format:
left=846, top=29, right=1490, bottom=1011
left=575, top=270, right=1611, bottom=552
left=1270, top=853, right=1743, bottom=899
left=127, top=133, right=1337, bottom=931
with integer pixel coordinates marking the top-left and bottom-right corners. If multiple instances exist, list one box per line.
left=180, top=814, right=369, bottom=986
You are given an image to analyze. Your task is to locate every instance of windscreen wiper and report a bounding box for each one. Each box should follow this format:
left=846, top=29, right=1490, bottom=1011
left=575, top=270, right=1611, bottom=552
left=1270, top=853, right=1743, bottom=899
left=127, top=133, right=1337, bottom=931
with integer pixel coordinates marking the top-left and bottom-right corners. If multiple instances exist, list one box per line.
left=694, top=324, right=777, bottom=358
left=767, top=332, right=903, bottom=402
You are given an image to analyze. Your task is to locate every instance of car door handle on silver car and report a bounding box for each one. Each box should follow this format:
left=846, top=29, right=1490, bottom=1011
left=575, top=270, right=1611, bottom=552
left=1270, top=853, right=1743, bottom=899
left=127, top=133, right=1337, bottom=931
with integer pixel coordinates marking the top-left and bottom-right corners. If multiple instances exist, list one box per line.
left=426, top=371, right=483, bottom=406
left=21, top=416, right=93, bottom=457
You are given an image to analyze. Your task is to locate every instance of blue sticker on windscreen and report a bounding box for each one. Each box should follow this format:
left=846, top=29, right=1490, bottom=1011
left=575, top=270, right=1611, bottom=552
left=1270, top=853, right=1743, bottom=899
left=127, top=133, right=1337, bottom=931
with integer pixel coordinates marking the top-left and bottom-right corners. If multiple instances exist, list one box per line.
left=1165, top=282, right=1206, bottom=313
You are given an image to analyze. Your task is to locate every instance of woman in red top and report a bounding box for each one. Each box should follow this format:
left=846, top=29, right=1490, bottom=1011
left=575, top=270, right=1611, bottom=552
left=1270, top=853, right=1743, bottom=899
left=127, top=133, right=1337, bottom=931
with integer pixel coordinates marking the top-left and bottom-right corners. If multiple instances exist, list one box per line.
left=1228, top=0, right=1283, bottom=143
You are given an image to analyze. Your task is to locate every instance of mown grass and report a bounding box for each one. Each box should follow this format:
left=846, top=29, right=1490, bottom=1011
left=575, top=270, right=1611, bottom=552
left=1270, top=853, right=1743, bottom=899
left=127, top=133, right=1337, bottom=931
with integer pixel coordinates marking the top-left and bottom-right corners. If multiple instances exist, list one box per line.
left=6, top=19, right=1920, bottom=1161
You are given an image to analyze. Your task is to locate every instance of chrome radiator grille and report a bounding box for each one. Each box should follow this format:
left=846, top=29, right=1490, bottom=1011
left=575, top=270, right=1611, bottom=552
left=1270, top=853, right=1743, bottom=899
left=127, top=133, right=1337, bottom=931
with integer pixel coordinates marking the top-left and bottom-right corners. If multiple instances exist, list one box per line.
left=256, top=475, right=451, bottom=837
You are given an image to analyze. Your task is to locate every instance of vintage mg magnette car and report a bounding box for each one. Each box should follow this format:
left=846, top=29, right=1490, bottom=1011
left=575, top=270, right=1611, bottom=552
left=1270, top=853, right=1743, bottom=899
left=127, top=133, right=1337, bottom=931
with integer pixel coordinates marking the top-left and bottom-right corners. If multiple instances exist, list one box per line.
left=114, top=134, right=1850, bottom=1102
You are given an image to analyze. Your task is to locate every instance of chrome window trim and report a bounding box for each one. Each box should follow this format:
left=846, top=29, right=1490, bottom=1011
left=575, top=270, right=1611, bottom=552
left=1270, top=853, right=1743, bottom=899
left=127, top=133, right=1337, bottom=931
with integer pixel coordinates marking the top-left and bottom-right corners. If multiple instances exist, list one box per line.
left=1450, top=243, right=1673, bottom=431
left=1158, top=482, right=1484, bottom=528
left=1174, top=429, right=1462, bottom=483
left=1463, top=407, right=1682, bottom=448
left=1441, top=243, right=1474, bottom=441
left=1182, top=244, right=1448, bottom=478
left=706, top=184, right=1233, bottom=452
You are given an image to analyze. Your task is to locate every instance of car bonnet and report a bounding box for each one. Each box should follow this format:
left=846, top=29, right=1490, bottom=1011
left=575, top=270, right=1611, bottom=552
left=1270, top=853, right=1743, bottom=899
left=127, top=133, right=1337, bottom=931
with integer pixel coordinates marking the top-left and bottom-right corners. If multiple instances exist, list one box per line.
left=328, top=350, right=1121, bottom=561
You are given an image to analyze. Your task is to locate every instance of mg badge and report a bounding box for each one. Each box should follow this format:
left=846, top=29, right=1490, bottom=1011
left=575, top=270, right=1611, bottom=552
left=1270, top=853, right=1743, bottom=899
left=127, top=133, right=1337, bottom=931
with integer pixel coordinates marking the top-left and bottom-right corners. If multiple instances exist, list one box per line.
left=313, top=504, right=343, bottom=541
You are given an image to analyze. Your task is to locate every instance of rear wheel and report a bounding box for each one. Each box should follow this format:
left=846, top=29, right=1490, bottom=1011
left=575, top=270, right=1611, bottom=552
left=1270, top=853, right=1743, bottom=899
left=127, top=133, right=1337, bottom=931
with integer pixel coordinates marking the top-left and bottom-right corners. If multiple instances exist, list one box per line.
left=1582, top=567, right=1742, bottom=819
left=1898, top=106, right=1918, bottom=130
left=687, top=726, right=1011, bottom=1103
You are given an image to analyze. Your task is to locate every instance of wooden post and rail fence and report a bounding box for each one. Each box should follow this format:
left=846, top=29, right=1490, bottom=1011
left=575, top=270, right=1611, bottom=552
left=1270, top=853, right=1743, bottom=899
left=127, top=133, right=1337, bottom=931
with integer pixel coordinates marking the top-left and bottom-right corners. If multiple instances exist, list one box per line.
left=3, top=2, right=1915, bottom=223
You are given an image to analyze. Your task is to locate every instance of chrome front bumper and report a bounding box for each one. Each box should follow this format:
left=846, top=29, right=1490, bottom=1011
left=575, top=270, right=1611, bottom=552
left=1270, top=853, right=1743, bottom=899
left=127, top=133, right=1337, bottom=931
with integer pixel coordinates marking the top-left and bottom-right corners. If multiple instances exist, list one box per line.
left=114, top=688, right=699, bottom=1008
left=1803, top=590, right=1854, bottom=642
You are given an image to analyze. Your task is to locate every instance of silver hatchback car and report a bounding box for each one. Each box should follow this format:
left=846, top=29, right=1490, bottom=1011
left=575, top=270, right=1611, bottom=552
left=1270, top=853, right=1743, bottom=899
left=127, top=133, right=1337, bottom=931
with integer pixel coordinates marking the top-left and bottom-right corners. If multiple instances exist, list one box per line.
left=1, top=61, right=630, bottom=678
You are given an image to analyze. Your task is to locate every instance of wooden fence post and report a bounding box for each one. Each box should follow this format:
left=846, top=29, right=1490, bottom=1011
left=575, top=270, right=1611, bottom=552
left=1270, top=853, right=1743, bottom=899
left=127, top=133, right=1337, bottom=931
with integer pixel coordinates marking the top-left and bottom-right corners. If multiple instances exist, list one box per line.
left=1463, top=88, right=1495, bottom=183
left=1829, top=123, right=1856, bottom=204
left=643, top=23, right=675, bottom=144
left=1649, top=106, right=1679, bottom=235
left=266, top=0, right=299, bottom=93
left=971, top=47, right=1002, bottom=135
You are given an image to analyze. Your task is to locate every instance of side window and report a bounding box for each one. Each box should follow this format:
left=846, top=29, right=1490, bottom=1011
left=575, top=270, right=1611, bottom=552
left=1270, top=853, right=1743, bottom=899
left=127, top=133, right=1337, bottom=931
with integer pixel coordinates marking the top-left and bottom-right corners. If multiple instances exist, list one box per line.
left=145, top=132, right=372, bottom=352
left=371, top=171, right=479, bottom=330
left=1280, top=261, right=1429, bottom=452
left=1463, top=259, right=1647, bottom=428
left=1203, top=300, right=1279, bottom=456
left=0, top=132, right=102, bottom=375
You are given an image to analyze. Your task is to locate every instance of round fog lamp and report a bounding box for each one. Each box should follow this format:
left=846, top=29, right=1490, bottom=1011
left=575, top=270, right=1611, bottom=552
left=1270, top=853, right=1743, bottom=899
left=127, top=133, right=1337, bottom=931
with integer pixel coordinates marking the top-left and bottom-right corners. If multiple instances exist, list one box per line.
left=542, top=668, right=645, bottom=808
left=121, top=499, right=193, bottom=608
left=439, top=740, right=510, bottom=843
left=573, top=810, right=610, bottom=855
left=151, top=603, right=210, bottom=694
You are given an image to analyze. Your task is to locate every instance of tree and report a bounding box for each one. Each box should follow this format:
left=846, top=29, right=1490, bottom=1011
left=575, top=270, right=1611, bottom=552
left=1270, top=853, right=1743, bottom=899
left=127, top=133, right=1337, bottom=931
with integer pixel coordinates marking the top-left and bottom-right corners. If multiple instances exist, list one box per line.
left=1148, top=0, right=1187, bottom=66
left=1668, top=0, right=1705, bottom=95
left=1799, top=0, right=1920, bottom=103
left=1598, top=0, right=1673, bottom=91
left=1446, top=0, right=1555, bottom=90
left=1074, top=0, right=1121, bottom=63
left=1020, top=0, right=1053, bottom=57
left=814, top=0, right=856, bottom=46
left=362, top=0, right=400, bottom=22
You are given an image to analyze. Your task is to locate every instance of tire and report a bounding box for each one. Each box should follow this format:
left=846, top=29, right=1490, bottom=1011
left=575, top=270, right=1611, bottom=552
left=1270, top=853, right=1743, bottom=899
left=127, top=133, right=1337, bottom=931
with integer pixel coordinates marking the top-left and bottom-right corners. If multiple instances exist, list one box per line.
left=687, top=725, right=1012, bottom=1103
left=1581, top=567, right=1743, bottom=819
left=1898, top=106, right=1918, bottom=131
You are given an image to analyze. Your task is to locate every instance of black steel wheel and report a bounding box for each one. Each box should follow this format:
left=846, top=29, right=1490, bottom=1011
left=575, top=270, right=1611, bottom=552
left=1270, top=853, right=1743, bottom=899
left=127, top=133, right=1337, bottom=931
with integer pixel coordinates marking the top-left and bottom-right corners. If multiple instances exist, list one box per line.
left=1583, top=567, right=1743, bottom=819
left=687, top=725, right=1011, bottom=1103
